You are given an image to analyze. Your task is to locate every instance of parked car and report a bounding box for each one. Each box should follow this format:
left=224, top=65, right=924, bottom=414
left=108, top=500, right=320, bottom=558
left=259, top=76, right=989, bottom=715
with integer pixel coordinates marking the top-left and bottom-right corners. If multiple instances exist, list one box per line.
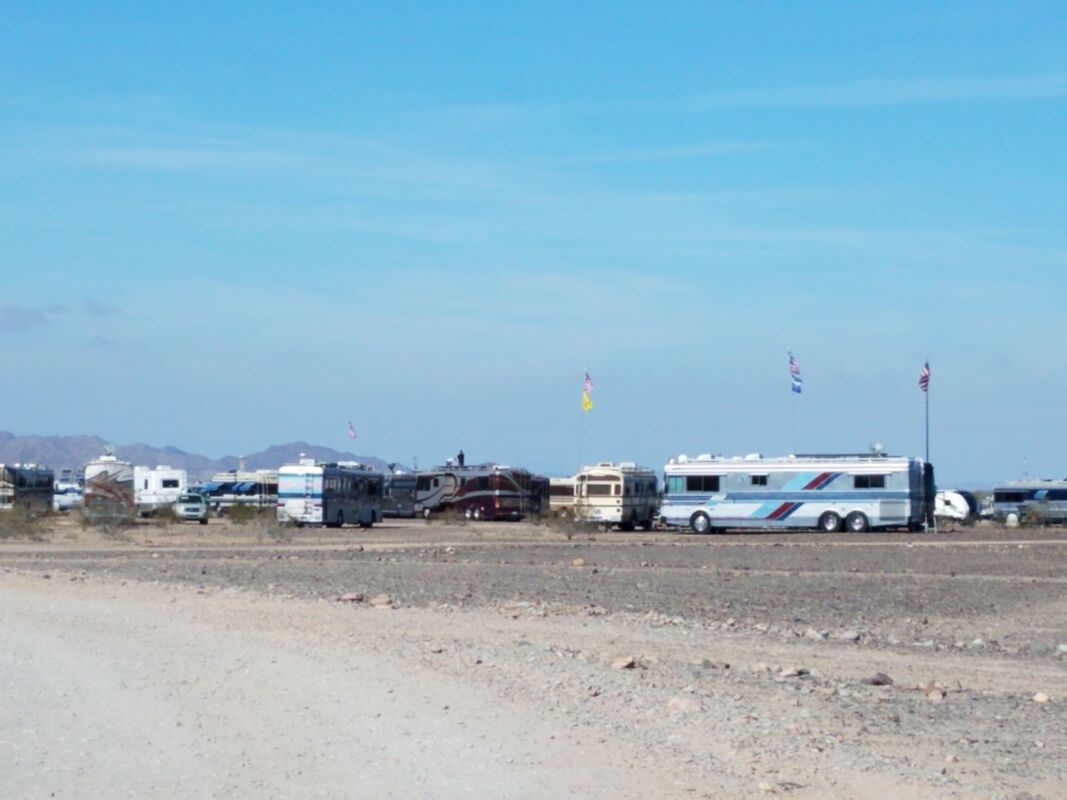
left=174, top=493, right=209, bottom=525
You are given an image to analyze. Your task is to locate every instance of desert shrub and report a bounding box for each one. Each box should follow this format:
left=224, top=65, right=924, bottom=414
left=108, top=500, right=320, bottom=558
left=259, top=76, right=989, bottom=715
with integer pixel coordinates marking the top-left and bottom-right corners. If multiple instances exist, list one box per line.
left=226, top=504, right=262, bottom=525
left=148, top=505, right=179, bottom=526
left=0, top=508, right=46, bottom=541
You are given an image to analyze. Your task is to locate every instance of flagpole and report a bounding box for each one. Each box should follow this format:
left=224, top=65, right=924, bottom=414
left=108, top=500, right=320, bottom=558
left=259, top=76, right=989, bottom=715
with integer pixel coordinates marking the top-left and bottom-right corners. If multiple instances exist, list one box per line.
left=924, top=360, right=930, bottom=464
left=578, top=366, right=586, bottom=472
left=791, top=392, right=797, bottom=455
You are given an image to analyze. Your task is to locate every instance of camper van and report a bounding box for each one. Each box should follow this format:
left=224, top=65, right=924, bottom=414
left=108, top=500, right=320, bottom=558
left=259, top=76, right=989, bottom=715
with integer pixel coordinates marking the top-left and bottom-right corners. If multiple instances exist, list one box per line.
left=661, top=452, right=934, bottom=533
left=574, top=462, right=659, bottom=530
left=277, top=459, right=383, bottom=528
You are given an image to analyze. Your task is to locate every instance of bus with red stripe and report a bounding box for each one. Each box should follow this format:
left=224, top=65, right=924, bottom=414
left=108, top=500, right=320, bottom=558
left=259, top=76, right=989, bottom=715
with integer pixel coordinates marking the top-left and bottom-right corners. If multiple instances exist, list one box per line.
left=660, top=451, right=934, bottom=534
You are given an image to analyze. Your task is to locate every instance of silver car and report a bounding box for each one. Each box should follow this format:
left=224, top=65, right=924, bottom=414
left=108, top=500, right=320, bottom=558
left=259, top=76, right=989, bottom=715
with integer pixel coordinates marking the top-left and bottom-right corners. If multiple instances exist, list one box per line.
left=174, top=493, right=209, bottom=525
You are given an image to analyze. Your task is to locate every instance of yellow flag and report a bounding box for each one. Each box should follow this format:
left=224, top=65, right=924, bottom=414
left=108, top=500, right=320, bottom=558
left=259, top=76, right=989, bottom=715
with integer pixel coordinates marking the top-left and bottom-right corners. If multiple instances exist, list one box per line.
left=581, top=391, right=593, bottom=411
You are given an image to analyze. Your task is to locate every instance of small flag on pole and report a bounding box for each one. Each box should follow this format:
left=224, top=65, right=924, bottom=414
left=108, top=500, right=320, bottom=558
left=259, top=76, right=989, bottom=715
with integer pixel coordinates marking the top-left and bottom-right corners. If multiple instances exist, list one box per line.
left=583, top=371, right=593, bottom=394
left=788, top=352, right=803, bottom=394
left=581, top=371, right=593, bottom=411
left=918, top=362, right=930, bottom=393
left=347, top=421, right=357, bottom=439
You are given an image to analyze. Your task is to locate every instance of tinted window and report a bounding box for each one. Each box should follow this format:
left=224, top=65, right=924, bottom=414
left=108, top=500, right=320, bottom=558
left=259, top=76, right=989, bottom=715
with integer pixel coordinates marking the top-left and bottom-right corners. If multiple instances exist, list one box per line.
left=751, top=475, right=768, bottom=486
left=686, top=475, right=720, bottom=493
left=854, top=475, right=886, bottom=489
left=586, top=484, right=612, bottom=496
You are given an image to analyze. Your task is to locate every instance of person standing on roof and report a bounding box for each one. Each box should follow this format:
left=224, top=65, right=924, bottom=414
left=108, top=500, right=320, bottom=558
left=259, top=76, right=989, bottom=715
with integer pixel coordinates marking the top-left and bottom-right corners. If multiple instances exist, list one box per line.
left=457, top=450, right=465, bottom=467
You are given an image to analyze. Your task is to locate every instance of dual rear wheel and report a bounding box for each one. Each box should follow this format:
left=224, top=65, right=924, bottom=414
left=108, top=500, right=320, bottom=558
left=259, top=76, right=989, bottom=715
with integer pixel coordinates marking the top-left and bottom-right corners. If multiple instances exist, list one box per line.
left=819, top=510, right=869, bottom=533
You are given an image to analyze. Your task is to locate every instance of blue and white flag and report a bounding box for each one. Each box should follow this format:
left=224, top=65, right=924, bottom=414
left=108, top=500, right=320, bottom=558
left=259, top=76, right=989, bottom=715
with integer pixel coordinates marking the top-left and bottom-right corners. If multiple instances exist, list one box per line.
left=788, top=352, right=803, bottom=394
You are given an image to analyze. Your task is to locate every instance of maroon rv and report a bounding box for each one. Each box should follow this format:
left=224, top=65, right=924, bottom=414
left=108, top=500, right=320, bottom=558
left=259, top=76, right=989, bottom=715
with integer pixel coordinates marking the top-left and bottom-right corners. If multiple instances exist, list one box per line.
left=415, top=463, right=545, bottom=520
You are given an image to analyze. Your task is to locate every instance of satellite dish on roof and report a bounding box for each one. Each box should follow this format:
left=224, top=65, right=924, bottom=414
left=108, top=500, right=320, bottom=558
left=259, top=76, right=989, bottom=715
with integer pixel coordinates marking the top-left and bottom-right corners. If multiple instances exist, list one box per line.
left=869, top=442, right=885, bottom=455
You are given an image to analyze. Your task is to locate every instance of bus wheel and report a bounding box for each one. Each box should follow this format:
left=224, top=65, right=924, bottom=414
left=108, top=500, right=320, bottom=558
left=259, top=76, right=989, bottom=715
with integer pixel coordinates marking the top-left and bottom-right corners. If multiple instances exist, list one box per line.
left=690, top=512, right=712, bottom=534
left=846, top=511, right=869, bottom=533
left=422, top=507, right=431, bottom=520
left=622, top=510, right=637, bottom=531
left=464, top=507, right=473, bottom=520
left=473, top=507, right=482, bottom=521
left=818, top=511, right=842, bottom=533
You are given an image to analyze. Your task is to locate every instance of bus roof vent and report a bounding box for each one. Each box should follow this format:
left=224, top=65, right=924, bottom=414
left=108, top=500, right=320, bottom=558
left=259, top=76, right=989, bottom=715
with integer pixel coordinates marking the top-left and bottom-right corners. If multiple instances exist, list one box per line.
left=744, top=453, right=762, bottom=461
left=619, top=461, right=636, bottom=468
left=696, top=453, right=714, bottom=461
left=676, top=455, right=689, bottom=464
left=298, top=457, right=316, bottom=466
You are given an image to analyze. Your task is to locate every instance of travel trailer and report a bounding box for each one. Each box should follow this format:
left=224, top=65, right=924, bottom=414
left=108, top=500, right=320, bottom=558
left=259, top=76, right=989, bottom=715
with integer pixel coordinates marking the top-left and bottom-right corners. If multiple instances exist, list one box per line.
left=133, top=465, right=187, bottom=514
left=0, top=464, right=54, bottom=514
left=573, top=462, right=659, bottom=530
left=934, top=489, right=979, bottom=526
left=83, top=451, right=136, bottom=523
left=277, top=459, right=383, bottom=528
left=660, top=452, right=934, bottom=533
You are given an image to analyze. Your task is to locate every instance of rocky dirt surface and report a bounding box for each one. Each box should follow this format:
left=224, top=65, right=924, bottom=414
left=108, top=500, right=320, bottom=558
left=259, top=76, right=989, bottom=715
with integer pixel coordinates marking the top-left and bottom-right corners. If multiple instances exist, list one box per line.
left=2, top=519, right=1065, bottom=798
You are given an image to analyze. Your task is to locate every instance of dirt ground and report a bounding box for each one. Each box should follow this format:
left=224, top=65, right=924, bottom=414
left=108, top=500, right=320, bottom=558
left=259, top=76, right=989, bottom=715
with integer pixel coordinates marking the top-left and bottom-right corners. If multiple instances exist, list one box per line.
left=2, top=516, right=1065, bottom=798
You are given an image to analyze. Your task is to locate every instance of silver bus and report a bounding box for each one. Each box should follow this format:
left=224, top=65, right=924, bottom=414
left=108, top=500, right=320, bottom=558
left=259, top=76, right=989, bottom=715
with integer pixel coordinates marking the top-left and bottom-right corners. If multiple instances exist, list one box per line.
left=661, top=452, right=933, bottom=533
left=992, top=480, right=1067, bottom=525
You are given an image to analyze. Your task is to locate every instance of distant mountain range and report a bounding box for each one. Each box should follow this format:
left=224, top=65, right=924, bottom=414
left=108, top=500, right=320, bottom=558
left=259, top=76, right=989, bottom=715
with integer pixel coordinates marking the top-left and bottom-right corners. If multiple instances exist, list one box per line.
left=0, top=432, right=403, bottom=480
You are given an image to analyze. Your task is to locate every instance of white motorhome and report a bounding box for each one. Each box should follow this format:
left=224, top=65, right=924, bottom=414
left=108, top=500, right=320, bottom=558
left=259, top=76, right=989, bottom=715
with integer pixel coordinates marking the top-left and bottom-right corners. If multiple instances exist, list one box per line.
left=83, top=451, right=135, bottom=523
left=574, top=462, right=659, bottom=530
left=548, top=476, right=577, bottom=516
left=134, top=465, right=187, bottom=514
left=660, top=452, right=934, bottom=533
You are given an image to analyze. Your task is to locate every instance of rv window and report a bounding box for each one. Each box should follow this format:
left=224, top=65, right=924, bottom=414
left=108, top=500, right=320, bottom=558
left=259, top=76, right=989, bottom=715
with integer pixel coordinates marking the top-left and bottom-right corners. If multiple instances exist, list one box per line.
left=478, top=477, right=490, bottom=491
left=549, top=485, right=574, bottom=497
left=751, top=475, right=768, bottom=486
left=433, top=478, right=439, bottom=488
left=686, top=475, right=720, bottom=493
left=586, top=484, right=612, bottom=496
left=666, top=476, right=684, bottom=494
left=854, top=475, right=886, bottom=489
left=162, top=479, right=180, bottom=489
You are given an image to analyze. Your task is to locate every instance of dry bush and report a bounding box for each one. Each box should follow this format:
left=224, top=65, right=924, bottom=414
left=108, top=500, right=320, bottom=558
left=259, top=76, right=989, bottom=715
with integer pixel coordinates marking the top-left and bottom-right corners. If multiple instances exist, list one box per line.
left=148, top=505, right=179, bottom=526
left=424, top=508, right=469, bottom=527
left=0, top=508, right=46, bottom=541
left=533, top=512, right=596, bottom=541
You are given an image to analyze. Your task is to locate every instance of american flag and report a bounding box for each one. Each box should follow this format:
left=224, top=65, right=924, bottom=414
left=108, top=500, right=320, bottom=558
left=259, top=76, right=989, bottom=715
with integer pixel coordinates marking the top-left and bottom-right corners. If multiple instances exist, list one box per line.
left=583, top=371, right=593, bottom=393
left=788, top=352, right=803, bottom=394
left=347, top=421, right=357, bottom=439
left=918, top=362, right=930, bottom=393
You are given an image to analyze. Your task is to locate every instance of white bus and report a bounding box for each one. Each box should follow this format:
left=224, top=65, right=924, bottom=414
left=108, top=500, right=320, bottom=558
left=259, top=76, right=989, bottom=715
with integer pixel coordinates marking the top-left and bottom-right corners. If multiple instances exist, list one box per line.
left=660, top=452, right=934, bottom=533
left=574, top=462, right=659, bottom=530
left=277, top=459, right=383, bottom=528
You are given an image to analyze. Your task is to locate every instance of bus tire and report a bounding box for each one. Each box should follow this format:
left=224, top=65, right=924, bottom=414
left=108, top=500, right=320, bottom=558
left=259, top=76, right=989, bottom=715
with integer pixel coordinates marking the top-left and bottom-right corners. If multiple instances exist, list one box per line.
left=622, top=510, right=638, bottom=531
left=464, top=507, right=473, bottom=520
left=818, top=511, right=843, bottom=533
left=473, top=507, right=482, bottom=521
left=690, top=512, right=712, bottom=534
left=422, top=507, right=431, bottom=520
left=846, top=511, right=869, bottom=533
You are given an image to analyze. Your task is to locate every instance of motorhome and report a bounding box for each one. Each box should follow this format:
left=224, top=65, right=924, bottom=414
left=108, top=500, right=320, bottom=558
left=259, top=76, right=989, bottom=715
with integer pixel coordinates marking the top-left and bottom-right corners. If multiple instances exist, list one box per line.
left=573, top=462, right=659, bottom=530
left=134, top=465, right=187, bottom=514
left=0, top=464, right=54, bottom=514
left=992, top=480, right=1067, bottom=525
left=382, top=472, right=417, bottom=518
left=83, top=452, right=136, bottom=523
left=660, top=452, right=934, bottom=533
left=415, top=463, right=535, bottom=521
left=277, top=459, right=383, bottom=528
left=199, top=469, right=278, bottom=515
left=548, top=477, right=577, bottom=516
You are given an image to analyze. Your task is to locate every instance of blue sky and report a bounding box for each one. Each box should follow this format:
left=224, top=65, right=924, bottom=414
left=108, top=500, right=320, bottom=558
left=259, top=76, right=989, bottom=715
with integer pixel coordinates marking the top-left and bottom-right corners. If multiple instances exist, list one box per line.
left=1, top=2, right=1065, bottom=483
